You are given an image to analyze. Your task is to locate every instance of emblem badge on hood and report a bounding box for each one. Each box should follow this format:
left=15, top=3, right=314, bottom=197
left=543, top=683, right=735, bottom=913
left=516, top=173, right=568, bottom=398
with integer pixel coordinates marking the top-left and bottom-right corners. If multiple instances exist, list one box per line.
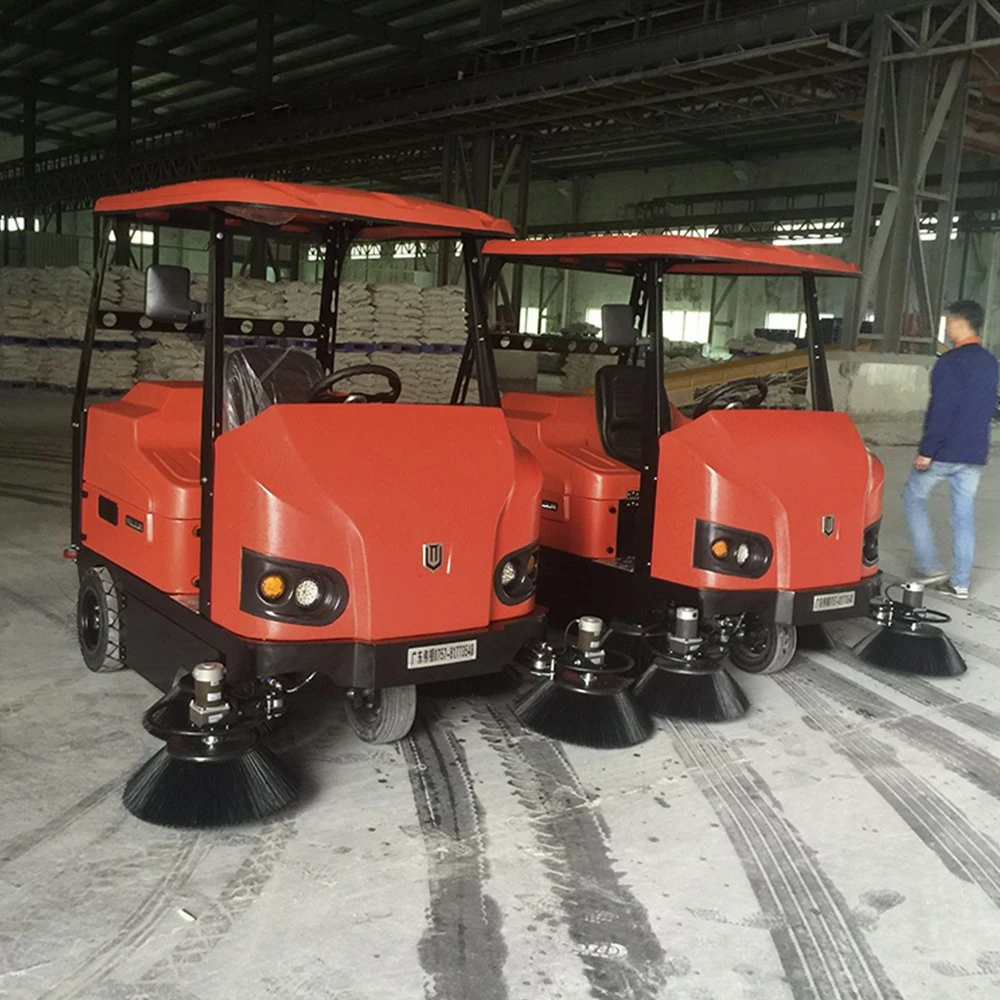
left=423, top=543, right=444, bottom=572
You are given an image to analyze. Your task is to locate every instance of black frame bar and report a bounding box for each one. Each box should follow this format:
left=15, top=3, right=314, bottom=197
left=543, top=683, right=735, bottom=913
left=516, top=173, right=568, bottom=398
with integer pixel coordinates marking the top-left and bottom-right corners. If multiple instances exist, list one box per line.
left=636, top=259, right=666, bottom=576
left=71, top=217, right=112, bottom=545
left=198, top=210, right=228, bottom=616
left=803, top=272, right=834, bottom=411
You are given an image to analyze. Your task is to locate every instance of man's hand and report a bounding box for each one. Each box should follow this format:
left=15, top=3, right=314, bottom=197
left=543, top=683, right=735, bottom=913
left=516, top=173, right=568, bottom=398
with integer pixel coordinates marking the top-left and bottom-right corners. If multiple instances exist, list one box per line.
left=914, top=455, right=933, bottom=471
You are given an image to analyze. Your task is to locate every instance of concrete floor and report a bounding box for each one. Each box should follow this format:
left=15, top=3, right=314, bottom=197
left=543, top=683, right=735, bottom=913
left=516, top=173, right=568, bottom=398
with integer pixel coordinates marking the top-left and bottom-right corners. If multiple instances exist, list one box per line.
left=4, top=389, right=1000, bottom=1000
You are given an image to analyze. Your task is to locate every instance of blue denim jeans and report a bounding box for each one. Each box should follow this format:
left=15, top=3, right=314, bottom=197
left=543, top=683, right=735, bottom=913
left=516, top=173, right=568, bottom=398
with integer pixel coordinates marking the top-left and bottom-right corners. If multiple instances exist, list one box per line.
left=902, top=461, right=983, bottom=589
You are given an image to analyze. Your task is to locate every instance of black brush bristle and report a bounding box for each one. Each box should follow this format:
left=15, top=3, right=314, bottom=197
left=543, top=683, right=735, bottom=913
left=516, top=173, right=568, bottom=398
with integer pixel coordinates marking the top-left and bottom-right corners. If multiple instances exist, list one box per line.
left=852, top=624, right=967, bottom=677
left=797, top=624, right=835, bottom=652
left=634, top=664, right=749, bottom=721
left=513, top=681, right=653, bottom=749
left=123, top=744, right=298, bottom=828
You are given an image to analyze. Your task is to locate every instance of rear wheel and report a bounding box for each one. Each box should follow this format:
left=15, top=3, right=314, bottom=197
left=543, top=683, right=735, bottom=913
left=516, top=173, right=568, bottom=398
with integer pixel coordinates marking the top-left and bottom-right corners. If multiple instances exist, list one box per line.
left=346, top=685, right=417, bottom=744
left=77, top=566, right=126, bottom=673
left=729, top=619, right=797, bottom=675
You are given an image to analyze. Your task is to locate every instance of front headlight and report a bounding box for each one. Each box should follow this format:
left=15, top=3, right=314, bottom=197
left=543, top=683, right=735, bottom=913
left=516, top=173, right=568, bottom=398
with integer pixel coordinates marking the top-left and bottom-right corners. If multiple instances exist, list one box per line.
left=693, top=520, right=772, bottom=579
left=863, top=519, right=881, bottom=567
left=494, top=542, right=540, bottom=605
left=241, top=549, right=349, bottom=625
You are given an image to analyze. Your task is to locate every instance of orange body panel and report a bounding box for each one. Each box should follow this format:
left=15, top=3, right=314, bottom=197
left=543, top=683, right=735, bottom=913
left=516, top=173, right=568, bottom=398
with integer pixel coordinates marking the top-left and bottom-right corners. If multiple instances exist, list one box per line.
left=211, top=404, right=541, bottom=641
left=503, top=391, right=884, bottom=591
left=502, top=392, right=687, bottom=560
left=82, top=384, right=541, bottom=640
left=652, top=410, right=880, bottom=591
left=82, top=382, right=202, bottom=594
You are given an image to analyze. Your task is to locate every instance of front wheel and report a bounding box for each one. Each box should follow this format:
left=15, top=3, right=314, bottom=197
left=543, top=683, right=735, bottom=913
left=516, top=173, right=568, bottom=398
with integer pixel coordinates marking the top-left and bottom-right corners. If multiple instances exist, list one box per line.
left=77, top=566, right=126, bottom=673
left=729, top=619, right=797, bottom=675
left=346, top=685, right=417, bottom=744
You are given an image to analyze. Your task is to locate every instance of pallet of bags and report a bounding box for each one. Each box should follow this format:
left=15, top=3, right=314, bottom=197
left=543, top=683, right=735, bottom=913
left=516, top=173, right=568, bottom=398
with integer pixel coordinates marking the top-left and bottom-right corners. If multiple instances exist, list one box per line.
left=0, top=339, right=45, bottom=383
left=137, top=334, right=204, bottom=381
left=338, top=282, right=376, bottom=342
left=225, top=276, right=288, bottom=319
left=420, top=285, right=466, bottom=346
left=371, top=283, right=423, bottom=345
left=283, top=281, right=322, bottom=323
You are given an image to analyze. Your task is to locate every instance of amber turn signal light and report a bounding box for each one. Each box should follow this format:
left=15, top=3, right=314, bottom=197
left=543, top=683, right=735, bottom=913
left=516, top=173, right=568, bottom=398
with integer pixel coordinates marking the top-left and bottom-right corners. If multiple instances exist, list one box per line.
left=258, top=572, right=287, bottom=602
left=710, top=538, right=729, bottom=560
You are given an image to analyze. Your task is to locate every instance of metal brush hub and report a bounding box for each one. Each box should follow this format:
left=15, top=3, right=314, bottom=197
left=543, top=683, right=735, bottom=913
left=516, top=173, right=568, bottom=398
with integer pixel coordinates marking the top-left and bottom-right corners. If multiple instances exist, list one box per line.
left=551, top=647, right=634, bottom=695
left=515, top=639, right=557, bottom=677
left=142, top=672, right=264, bottom=763
left=870, top=582, right=952, bottom=634
left=644, top=607, right=725, bottom=676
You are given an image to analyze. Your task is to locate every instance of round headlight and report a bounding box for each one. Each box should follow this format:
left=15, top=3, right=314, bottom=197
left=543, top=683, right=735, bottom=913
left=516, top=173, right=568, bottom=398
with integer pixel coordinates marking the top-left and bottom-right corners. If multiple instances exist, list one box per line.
left=294, top=578, right=322, bottom=608
left=500, top=559, right=519, bottom=587
left=258, top=572, right=287, bottom=603
left=734, top=543, right=751, bottom=566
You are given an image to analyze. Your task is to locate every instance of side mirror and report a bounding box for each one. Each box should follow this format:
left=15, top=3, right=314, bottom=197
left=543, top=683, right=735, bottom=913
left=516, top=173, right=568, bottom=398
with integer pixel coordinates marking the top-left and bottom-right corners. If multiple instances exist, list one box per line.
left=600, top=304, right=638, bottom=347
left=145, top=265, right=203, bottom=324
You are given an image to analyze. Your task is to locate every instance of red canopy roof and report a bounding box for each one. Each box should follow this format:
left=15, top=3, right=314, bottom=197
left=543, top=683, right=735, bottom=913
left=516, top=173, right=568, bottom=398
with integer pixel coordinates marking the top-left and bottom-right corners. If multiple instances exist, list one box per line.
left=482, top=234, right=859, bottom=277
left=95, top=178, right=514, bottom=239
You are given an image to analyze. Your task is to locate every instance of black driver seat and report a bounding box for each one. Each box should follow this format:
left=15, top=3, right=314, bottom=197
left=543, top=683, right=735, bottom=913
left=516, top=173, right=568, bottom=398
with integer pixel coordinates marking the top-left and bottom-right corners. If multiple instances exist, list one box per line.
left=594, top=364, right=670, bottom=470
left=223, top=346, right=324, bottom=431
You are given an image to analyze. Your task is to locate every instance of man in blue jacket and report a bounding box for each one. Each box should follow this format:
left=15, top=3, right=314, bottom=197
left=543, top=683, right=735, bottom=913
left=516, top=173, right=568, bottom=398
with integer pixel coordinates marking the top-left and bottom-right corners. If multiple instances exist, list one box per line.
left=903, top=300, right=998, bottom=598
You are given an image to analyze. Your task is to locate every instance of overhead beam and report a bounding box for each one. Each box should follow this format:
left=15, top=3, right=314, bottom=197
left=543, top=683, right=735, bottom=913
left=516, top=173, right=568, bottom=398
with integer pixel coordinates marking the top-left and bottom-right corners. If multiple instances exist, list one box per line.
left=481, top=0, right=503, bottom=36
left=229, top=0, right=928, bottom=153
left=0, top=113, right=78, bottom=143
left=0, top=79, right=158, bottom=120
left=225, top=0, right=423, bottom=52
left=3, top=24, right=255, bottom=90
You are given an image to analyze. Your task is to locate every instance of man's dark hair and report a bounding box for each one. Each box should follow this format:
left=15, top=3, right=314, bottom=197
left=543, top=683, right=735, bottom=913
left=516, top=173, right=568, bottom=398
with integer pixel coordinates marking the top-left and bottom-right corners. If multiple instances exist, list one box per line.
left=946, top=299, right=984, bottom=334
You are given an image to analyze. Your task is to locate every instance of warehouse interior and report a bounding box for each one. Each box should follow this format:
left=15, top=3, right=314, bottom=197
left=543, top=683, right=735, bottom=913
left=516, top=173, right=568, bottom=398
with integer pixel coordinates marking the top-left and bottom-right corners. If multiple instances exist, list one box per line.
left=6, top=2, right=1000, bottom=999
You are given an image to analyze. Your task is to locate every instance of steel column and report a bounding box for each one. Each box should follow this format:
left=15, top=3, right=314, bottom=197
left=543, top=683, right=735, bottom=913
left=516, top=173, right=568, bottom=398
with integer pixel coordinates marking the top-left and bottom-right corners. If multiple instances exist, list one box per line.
left=930, top=56, right=970, bottom=323
left=843, top=14, right=888, bottom=348
left=22, top=80, right=35, bottom=233
left=879, top=57, right=930, bottom=351
left=256, top=4, right=274, bottom=120
left=509, top=140, right=531, bottom=330
left=436, top=135, right=457, bottom=286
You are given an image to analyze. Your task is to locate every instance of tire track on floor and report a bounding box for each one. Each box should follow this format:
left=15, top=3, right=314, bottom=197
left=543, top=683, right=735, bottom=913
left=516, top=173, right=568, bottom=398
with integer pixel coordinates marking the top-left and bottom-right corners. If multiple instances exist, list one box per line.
left=666, top=718, right=903, bottom=1000
left=797, top=656, right=1000, bottom=802
left=0, top=483, right=70, bottom=508
left=821, top=631, right=1000, bottom=741
left=477, top=704, right=668, bottom=1000
left=0, top=582, right=72, bottom=630
left=776, top=669, right=1000, bottom=907
left=0, top=774, right=126, bottom=866
left=35, top=832, right=213, bottom=1000
left=108, top=818, right=298, bottom=1000
left=402, top=709, right=509, bottom=1000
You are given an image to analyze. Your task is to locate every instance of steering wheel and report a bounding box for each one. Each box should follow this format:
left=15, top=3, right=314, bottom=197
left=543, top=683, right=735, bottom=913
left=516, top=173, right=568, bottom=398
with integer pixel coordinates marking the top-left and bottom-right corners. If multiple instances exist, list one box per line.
left=307, top=364, right=402, bottom=404
left=691, top=378, right=768, bottom=419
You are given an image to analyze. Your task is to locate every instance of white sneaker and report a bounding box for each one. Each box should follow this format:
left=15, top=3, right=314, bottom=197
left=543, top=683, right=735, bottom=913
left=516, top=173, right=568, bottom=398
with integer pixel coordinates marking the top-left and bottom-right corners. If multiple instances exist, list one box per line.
left=911, top=570, right=948, bottom=586
left=936, top=580, right=970, bottom=600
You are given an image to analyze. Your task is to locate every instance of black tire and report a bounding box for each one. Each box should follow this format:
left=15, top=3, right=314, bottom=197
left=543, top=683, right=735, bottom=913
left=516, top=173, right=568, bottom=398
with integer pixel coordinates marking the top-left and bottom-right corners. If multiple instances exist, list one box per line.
left=729, top=619, right=797, bottom=675
left=345, top=685, right=417, bottom=744
left=77, top=565, right=126, bottom=673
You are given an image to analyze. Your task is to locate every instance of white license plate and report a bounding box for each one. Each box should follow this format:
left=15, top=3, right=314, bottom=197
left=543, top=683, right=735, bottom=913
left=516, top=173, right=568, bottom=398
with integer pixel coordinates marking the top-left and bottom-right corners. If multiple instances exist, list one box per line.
left=407, top=639, right=479, bottom=670
left=812, top=590, right=857, bottom=613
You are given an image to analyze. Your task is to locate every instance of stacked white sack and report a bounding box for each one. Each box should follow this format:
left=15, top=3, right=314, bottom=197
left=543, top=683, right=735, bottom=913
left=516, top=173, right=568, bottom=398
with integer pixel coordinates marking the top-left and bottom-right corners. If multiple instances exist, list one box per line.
left=137, top=336, right=203, bottom=381
left=726, top=336, right=795, bottom=355
left=420, top=285, right=467, bottom=345
left=563, top=355, right=607, bottom=393
left=1, top=266, right=136, bottom=388
left=336, top=282, right=376, bottom=342
left=371, top=283, right=423, bottom=344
